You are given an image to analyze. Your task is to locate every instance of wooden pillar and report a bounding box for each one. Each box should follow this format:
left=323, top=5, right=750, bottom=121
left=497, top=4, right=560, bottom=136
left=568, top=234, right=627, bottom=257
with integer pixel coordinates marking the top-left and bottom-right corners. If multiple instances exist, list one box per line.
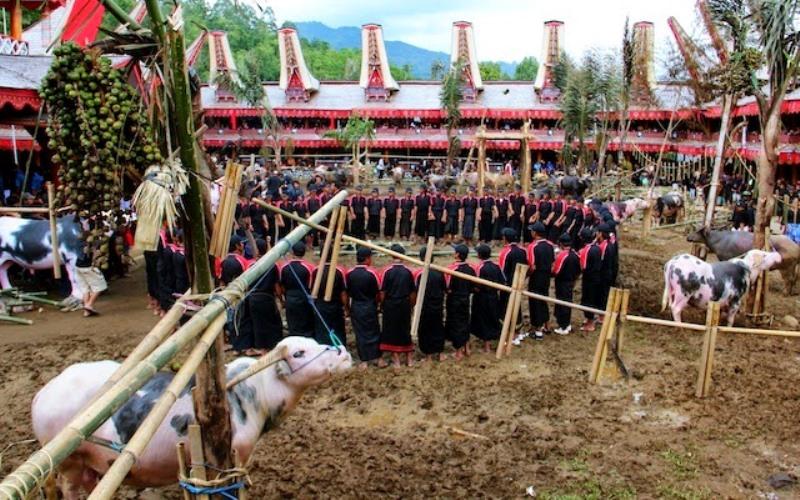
left=521, top=121, right=531, bottom=193
left=410, top=237, right=435, bottom=343
left=324, top=206, right=348, bottom=301
left=477, top=130, right=486, bottom=197
left=229, top=114, right=237, bottom=130
left=47, top=182, right=62, bottom=280
left=696, top=302, right=721, bottom=398
left=11, top=0, right=23, bottom=41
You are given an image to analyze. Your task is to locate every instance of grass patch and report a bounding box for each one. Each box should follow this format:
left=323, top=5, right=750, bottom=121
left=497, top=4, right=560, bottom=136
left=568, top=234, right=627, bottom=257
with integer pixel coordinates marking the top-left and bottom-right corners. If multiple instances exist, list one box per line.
left=660, top=447, right=698, bottom=480
left=538, top=480, right=636, bottom=500
left=657, top=483, right=711, bottom=500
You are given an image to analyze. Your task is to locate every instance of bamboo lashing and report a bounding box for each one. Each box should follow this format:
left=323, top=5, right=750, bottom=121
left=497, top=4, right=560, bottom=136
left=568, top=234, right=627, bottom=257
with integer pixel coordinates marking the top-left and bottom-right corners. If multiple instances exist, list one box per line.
left=46, top=183, right=61, bottom=280
left=0, top=191, right=349, bottom=499
left=504, top=263, right=528, bottom=356
left=495, top=266, right=523, bottom=359
left=311, top=209, right=340, bottom=299
left=324, top=207, right=348, bottom=302
left=255, top=201, right=608, bottom=316
left=87, top=314, right=227, bottom=499
left=410, top=237, right=436, bottom=343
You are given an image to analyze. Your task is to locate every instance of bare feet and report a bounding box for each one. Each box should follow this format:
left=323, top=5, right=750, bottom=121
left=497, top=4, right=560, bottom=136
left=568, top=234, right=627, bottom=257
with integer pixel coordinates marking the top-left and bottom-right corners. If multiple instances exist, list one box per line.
left=358, top=362, right=368, bottom=371
left=483, top=342, right=491, bottom=353
left=377, top=358, right=388, bottom=368
left=453, top=349, right=464, bottom=361
left=438, top=353, right=447, bottom=362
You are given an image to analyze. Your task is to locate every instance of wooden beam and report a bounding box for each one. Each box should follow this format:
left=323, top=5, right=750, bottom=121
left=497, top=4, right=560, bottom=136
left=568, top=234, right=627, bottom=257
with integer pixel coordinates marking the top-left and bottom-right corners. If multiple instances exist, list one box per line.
left=496, top=265, right=523, bottom=359
left=504, top=263, right=528, bottom=356
left=311, top=209, right=340, bottom=299
left=324, top=207, right=348, bottom=301
left=47, top=183, right=62, bottom=280
left=410, top=236, right=435, bottom=343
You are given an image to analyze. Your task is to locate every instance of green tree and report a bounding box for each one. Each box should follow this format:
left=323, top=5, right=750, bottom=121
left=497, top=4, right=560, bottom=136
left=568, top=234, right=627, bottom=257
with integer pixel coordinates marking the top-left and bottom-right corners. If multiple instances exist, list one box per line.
left=514, top=56, right=539, bottom=80
left=430, top=59, right=446, bottom=80
left=617, top=17, right=635, bottom=167
left=478, top=61, right=509, bottom=81
left=440, top=62, right=465, bottom=168
left=391, top=64, right=414, bottom=81
left=324, top=115, right=375, bottom=185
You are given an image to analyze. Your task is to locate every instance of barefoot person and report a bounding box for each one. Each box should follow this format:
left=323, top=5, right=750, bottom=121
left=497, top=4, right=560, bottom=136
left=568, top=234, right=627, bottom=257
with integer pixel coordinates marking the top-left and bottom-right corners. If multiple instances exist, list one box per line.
left=414, top=247, right=447, bottom=362
left=379, top=244, right=416, bottom=367
left=446, top=244, right=476, bottom=360
left=346, top=248, right=383, bottom=369
left=471, top=244, right=504, bottom=352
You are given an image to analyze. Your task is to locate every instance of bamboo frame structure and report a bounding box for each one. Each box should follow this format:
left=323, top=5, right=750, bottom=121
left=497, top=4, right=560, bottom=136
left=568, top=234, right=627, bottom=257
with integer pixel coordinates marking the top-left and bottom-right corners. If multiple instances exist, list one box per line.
left=504, top=263, right=528, bottom=357
left=589, top=288, right=621, bottom=384
left=0, top=191, right=348, bottom=500
left=616, top=289, right=631, bottom=352
left=311, top=209, right=340, bottom=299
left=324, top=207, right=348, bottom=301
left=496, top=264, right=524, bottom=359
left=87, top=314, right=228, bottom=499
left=47, top=183, right=61, bottom=280
left=209, top=162, right=243, bottom=259
left=410, top=237, right=435, bottom=343
left=696, top=302, right=721, bottom=398
left=187, top=424, right=209, bottom=500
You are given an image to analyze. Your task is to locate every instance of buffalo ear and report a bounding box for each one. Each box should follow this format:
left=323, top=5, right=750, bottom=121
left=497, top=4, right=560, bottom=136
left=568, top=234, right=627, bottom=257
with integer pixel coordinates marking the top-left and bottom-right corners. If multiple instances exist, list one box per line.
left=275, top=360, right=292, bottom=379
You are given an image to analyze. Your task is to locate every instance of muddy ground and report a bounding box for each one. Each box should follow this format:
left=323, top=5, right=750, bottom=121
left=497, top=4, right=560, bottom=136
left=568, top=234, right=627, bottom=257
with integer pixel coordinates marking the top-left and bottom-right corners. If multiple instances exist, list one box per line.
left=1, top=225, right=799, bottom=499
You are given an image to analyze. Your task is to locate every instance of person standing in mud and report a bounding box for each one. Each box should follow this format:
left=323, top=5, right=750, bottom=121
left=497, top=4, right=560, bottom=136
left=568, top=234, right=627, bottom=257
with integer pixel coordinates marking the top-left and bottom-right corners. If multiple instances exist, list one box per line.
left=552, top=233, right=580, bottom=336
left=310, top=262, right=348, bottom=346
left=461, top=187, right=479, bottom=244
left=349, top=186, right=368, bottom=240
left=471, top=244, right=505, bottom=352
left=477, top=188, right=496, bottom=243
left=379, top=245, right=417, bottom=368
left=526, top=222, right=554, bottom=341
left=493, top=188, right=510, bottom=242
left=277, top=241, right=316, bottom=337
left=346, top=248, right=384, bottom=369
left=414, top=186, right=432, bottom=243
left=523, top=191, right=538, bottom=244
left=399, top=188, right=415, bottom=240
left=444, top=188, right=461, bottom=244
left=383, top=187, right=400, bottom=240
left=446, top=244, right=476, bottom=360
left=366, top=188, right=383, bottom=238
left=578, top=227, right=603, bottom=332
left=414, top=247, right=447, bottom=362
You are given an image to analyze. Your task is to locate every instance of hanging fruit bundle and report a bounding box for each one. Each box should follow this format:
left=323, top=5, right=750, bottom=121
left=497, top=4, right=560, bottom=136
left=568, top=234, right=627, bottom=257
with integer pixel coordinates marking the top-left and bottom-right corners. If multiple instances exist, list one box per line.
left=40, top=42, right=161, bottom=268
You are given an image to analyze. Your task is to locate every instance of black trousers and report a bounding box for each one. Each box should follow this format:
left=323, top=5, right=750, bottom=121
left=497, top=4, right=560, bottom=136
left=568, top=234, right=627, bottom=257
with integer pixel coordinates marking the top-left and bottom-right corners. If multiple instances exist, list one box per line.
left=479, top=217, right=493, bottom=242
left=582, top=277, right=601, bottom=320
left=384, top=215, right=397, bottom=238
left=528, top=271, right=550, bottom=328
left=554, top=279, right=575, bottom=329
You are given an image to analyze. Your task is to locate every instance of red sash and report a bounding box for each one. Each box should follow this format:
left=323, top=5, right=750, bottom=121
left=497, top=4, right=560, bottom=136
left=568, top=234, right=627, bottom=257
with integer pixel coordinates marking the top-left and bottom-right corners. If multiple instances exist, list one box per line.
left=552, top=248, right=574, bottom=275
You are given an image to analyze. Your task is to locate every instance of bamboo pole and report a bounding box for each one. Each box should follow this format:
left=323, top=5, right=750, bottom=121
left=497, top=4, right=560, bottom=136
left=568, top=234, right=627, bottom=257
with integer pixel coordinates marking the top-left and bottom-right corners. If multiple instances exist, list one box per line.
left=0, top=315, right=33, bottom=325
left=256, top=201, right=607, bottom=316
left=477, top=133, right=486, bottom=197
left=702, top=302, right=721, bottom=397
left=324, top=206, right=348, bottom=302
left=410, top=237, right=435, bottom=343
left=595, top=288, right=623, bottom=383
left=626, top=314, right=707, bottom=331
left=187, top=424, right=209, bottom=500
left=589, top=288, right=619, bottom=383
left=176, top=442, right=191, bottom=500
left=496, top=265, right=523, bottom=359
left=641, top=205, right=652, bottom=236
left=46, top=183, right=61, bottom=280
left=504, top=264, right=528, bottom=356
left=310, top=209, right=340, bottom=299
left=616, top=289, right=631, bottom=352
left=0, top=191, right=348, bottom=500
left=88, top=314, right=227, bottom=499
left=0, top=206, right=51, bottom=214
left=696, top=302, right=720, bottom=398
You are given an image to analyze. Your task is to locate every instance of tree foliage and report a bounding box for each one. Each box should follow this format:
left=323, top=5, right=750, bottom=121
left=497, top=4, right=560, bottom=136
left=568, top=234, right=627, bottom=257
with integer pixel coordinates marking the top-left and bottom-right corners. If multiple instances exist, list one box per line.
left=479, top=61, right=510, bottom=81
left=441, top=62, right=465, bottom=166
left=514, top=56, right=539, bottom=81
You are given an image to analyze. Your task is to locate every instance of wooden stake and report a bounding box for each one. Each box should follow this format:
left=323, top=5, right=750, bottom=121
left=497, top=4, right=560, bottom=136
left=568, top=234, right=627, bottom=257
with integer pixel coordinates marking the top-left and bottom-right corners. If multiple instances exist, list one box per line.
left=702, top=302, right=721, bottom=397
left=410, top=236, right=435, bottom=343
left=477, top=130, right=486, bottom=197
left=505, top=264, right=528, bottom=356
left=616, top=289, right=631, bottom=353
left=324, top=206, right=348, bottom=301
left=311, top=208, right=340, bottom=299
left=232, top=448, right=247, bottom=500
left=696, top=302, right=721, bottom=398
left=496, top=265, right=522, bottom=359
left=46, top=182, right=61, bottom=280
left=595, top=288, right=623, bottom=383
left=188, top=424, right=209, bottom=500
left=176, top=442, right=191, bottom=500
left=642, top=205, right=652, bottom=236
left=590, top=288, right=619, bottom=383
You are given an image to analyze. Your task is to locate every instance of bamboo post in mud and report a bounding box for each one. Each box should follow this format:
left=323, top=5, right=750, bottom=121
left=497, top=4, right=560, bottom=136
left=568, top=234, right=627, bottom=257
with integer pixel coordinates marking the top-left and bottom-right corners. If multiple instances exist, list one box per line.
left=324, top=206, right=348, bottom=302
left=505, top=264, right=528, bottom=357
left=88, top=314, right=227, bottom=499
left=410, top=237, right=435, bottom=343
left=589, top=288, right=619, bottom=383
left=696, top=302, right=721, bottom=398
left=641, top=205, right=652, bottom=236
left=0, top=192, right=348, bottom=500
left=188, top=424, right=210, bottom=500
left=176, top=442, right=191, bottom=500
left=615, top=289, right=631, bottom=353
left=47, top=182, right=61, bottom=280
left=595, top=288, right=623, bottom=383
left=311, top=209, right=340, bottom=299
left=496, top=265, right=523, bottom=359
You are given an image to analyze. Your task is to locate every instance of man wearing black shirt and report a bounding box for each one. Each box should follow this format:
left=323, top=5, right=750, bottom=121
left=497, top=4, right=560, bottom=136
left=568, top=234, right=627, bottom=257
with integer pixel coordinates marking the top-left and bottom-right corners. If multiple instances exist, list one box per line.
left=552, top=233, right=581, bottom=335
left=526, top=222, right=554, bottom=340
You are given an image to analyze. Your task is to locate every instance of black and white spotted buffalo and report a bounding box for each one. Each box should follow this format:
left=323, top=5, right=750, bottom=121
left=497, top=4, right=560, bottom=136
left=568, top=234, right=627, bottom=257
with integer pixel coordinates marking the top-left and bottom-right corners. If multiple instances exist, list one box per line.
left=653, top=192, right=685, bottom=224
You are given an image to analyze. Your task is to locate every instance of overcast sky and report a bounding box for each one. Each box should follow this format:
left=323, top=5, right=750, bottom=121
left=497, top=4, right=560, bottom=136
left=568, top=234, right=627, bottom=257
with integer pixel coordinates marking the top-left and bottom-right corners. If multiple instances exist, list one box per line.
left=268, top=0, right=702, bottom=64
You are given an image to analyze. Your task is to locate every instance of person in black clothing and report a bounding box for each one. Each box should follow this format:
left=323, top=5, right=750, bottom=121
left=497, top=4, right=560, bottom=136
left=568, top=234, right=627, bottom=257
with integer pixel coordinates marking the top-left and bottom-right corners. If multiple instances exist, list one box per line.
left=379, top=244, right=416, bottom=367
left=571, top=197, right=585, bottom=247
left=366, top=188, right=383, bottom=237
left=310, top=262, right=348, bottom=346
left=477, top=189, right=495, bottom=243
left=266, top=170, right=282, bottom=197
left=578, top=227, right=603, bottom=332
left=444, top=188, right=461, bottom=243
left=430, top=190, right=446, bottom=240
left=446, top=244, right=476, bottom=360
left=523, top=192, right=538, bottom=243
left=414, top=187, right=431, bottom=242
left=471, top=244, right=505, bottom=352
left=597, top=223, right=615, bottom=308
left=171, top=230, right=189, bottom=297
left=277, top=241, right=316, bottom=337
left=461, top=187, right=479, bottom=243
left=399, top=188, right=415, bottom=240
left=157, top=231, right=176, bottom=313
left=493, top=188, right=510, bottom=240
left=538, top=191, right=554, bottom=243
left=383, top=187, right=400, bottom=239
left=526, top=222, right=554, bottom=340
left=415, top=247, right=447, bottom=361
left=346, top=248, right=383, bottom=368
left=547, top=193, right=564, bottom=242
left=349, top=186, right=368, bottom=240
left=498, top=227, right=527, bottom=331
left=552, top=233, right=581, bottom=335
left=510, top=185, right=525, bottom=235
left=249, top=196, right=268, bottom=239
left=305, top=191, right=321, bottom=246
left=144, top=235, right=162, bottom=313
left=277, top=193, right=294, bottom=240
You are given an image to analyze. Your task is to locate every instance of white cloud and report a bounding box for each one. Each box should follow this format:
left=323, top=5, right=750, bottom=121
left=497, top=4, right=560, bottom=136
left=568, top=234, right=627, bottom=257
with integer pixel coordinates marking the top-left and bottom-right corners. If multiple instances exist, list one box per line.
left=266, top=0, right=699, bottom=63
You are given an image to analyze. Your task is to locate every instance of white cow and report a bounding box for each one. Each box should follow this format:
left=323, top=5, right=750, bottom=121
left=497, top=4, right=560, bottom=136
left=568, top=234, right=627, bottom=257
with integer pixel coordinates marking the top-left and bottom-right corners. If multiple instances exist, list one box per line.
left=32, top=336, right=352, bottom=498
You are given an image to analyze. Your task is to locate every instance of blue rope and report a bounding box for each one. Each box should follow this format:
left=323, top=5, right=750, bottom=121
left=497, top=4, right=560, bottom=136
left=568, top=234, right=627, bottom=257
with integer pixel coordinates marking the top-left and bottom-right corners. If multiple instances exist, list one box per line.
left=178, top=480, right=245, bottom=500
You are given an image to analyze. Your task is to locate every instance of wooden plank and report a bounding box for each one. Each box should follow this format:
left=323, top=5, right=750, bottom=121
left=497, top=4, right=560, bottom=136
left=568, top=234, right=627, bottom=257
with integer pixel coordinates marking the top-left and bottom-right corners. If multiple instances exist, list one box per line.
left=410, top=237, right=435, bottom=343
left=589, top=288, right=619, bottom=383
left=695, top=304, right=716, bottom=398
left=187, top=424, right=209, bottom=500
left=47, top=182, right=61, bottom=280
left=615, top=289, right=631, bottom=352
left=324, top=206, right=348, bottom=301
left=310, top=209, right=340, bottom=299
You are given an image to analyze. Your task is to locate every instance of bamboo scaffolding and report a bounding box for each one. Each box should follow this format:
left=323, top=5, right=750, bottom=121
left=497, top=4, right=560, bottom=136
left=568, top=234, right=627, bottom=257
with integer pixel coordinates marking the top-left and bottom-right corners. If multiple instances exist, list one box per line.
left=310, top=209, right=340, bottom=299
left=176, top=442, right=191, bottom=500
left=504, top=264, right=528, bottom=357
left=410, top=237, right=435, bottom=343
left=187, top=424, right=209, bottom=500
left=324, top=207, right=348, bottom=301
left=88, top=314, right=227, bottom=499
left=256, top=201, right=607, bottom=316
left=47, top=183, right=61, bottom=280
left=0, top=191, right=348, bottom=500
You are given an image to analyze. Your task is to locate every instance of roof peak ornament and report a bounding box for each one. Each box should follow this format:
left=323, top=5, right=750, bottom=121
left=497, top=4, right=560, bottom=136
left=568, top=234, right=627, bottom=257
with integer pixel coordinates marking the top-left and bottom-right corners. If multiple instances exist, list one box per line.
left=534, top=20, right=564, bottom=103
left=279, top=27, right=320, bottom=103
left=359, top=23, right=399, bottom=102
left=208, top=30, right=240, bottom=102
left=450, top=21, right=483, bottom=102
left=631, top=21, right=656, bottom=105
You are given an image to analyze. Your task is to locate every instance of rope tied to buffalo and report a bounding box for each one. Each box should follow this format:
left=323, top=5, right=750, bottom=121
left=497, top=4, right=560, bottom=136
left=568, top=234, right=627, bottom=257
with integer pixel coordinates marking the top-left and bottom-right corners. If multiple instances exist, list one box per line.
left=178, top=464, right=251, bottom=500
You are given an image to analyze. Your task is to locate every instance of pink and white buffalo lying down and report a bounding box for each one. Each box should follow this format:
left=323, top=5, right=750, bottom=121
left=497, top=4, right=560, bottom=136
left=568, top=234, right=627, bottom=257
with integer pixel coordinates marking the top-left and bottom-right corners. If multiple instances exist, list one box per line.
left=661, top=250, right=781, bottom=325
left=32, top=337, right=352, bottom=498
left=589, top=197, right=649, bottom=223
